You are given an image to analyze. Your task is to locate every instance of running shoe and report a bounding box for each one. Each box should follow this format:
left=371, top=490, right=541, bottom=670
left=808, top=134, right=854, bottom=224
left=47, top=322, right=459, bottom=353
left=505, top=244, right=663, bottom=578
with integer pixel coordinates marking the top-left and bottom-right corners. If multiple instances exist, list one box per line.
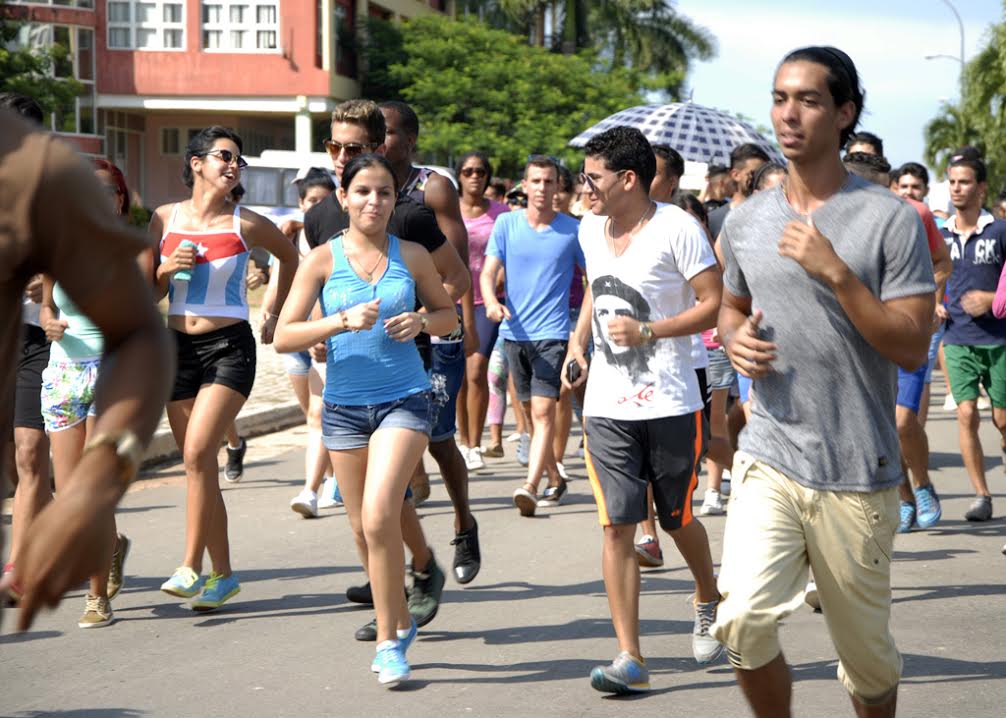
left=408, top=553, right=446, bottom=627
left=914, top=485, right=942, bottom=529
left=78, top=594, right=114, bottom=629
left=506, top=432, right=522, bottom=443
left=942, top=394, right=957, bottom=411
left=290, top=488, right=319, bottom=518
left=516, top=433, right=530, bottom=466
left=483, top=443, right=504, bottom=458
left=693, top=599, right=724, bottom=664
left=537, top=480, right=567, bottom=507
left=411, top=471, right=431, bottom=507
left=3, top=562, right=22, bottom=604
left=451, top=519, right=481, bottom=584
left=556, top=462, right=569, bottom=480
left=224, top=437, right=246, bottom=483
left=160, top=567, right=205, bottom=598
left=191, top=572, right=240, bottom=611
left=897, top=501, right=916, bottom=534
left=347, top=581, right=374, bottom=605
left=805, top=579, right=821, bottom=612
left=513, top=484, right=537, bottom=517
left=372, top=619, right=417, bottom=672
left=466, top=446, right=485, bottom=471
left=589, top=651, right=650, bottom=694
left=700, top=488, right=726, bottom=516
left=634, top=536, right=664, bottom=568
left=965, top=495, right=993, bottom=522
left=355, top=617, right=377, bottom=641
left=978, top=395, right=992, bottom=410
left=107, top=533, right=131, bottom=600
left=373, top=640, right=410, bottom=687
left=318, top=476, right=343, bottom=509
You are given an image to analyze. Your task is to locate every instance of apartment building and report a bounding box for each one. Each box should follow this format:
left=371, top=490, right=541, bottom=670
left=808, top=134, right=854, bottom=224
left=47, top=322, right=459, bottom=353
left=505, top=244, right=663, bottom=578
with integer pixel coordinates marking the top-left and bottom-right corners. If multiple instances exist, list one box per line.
left=3, top=0, right=452, bottom=207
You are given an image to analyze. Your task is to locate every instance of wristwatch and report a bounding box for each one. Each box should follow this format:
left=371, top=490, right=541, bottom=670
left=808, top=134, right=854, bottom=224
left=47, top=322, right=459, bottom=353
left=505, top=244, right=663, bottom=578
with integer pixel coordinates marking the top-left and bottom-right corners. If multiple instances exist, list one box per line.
left=639, top=322, right=655, bottom=343
left=83, top=429, right=144, bottom=485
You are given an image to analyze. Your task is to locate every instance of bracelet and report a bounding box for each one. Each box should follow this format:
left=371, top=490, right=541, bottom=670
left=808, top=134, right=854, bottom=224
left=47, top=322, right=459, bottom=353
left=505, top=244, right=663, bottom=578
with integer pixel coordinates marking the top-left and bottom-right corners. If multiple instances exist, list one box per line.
left=267, top=311, right=280, bottom=319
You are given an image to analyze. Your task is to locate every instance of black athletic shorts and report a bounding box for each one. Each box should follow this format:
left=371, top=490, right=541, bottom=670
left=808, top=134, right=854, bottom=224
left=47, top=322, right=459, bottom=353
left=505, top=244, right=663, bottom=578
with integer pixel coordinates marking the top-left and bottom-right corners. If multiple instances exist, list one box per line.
left=171, top=322, right=256, bottom=402
left=695, top=367, right=710, bottom=424
left=584, top=411, right=706, bottom=531
left=15, top=325, right=51, bottom=431
left=504, top=339, right=567, bottom=401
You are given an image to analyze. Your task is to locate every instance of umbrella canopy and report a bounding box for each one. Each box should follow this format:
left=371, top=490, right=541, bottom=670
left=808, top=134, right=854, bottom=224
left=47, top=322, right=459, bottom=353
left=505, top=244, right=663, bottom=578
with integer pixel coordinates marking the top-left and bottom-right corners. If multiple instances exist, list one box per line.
left=569, top=102, right=784, bottom=167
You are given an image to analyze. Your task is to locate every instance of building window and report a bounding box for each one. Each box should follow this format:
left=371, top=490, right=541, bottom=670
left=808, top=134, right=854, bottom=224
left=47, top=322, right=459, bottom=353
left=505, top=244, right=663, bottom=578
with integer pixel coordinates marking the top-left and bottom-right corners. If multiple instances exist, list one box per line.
left=107, top=0, right=186, bottom=50
left=161, top=128, right=181, bottom=155
left=201, top=1, right=279, bottom=52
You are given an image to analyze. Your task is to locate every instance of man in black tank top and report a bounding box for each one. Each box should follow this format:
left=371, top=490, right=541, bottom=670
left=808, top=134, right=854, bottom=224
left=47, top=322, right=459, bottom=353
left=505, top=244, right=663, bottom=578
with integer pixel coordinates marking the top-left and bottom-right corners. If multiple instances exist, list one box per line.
left=380, top=101, right=482, bottom=586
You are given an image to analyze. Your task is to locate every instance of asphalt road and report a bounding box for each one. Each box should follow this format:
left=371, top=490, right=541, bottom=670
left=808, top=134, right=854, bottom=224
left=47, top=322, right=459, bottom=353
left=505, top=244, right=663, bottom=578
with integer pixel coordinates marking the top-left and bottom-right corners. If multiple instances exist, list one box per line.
left=3, top=393, right=1006, bottom=718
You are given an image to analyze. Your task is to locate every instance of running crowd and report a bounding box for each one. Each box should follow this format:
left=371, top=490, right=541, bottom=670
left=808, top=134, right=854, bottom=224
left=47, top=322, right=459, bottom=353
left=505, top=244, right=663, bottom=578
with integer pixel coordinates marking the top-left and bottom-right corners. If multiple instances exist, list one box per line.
left=2, top=43, right=1005, bottom=715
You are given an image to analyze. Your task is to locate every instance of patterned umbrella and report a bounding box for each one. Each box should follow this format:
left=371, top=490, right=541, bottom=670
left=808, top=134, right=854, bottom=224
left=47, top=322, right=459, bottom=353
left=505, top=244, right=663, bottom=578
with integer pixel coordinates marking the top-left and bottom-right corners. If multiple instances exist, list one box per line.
left=569, top=102, right=784, bottom=167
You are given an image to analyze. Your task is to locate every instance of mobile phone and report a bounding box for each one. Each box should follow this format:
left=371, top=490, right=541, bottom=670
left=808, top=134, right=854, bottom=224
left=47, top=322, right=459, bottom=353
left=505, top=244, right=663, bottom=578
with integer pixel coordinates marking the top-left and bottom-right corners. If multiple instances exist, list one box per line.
left=566, top=358, right=582, bottom=384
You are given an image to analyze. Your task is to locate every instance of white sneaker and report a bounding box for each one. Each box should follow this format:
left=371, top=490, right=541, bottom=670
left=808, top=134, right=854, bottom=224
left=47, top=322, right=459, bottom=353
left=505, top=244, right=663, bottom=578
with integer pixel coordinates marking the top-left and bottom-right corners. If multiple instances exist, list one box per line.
left=458, top=445, right=470, bottom=463
left=693, top=600, right=724, bottom=664
left=943, top=394, right=957, bottom=411
left=466, top=446, right=485, bottom=471
left=805, top=580, right=821, bottom=611
left=506, top=432, right=522, bottom=443
left=516, top=433, right=530, bottom=466
left=720, top=470, right=731, bottom=497
left=556, top=462, right=569, bottom=480
left=700, top=489, right=726, bottom=516
left=317, top=477, right=342, bottom=509
left=290, top=489, right=319, bottom=518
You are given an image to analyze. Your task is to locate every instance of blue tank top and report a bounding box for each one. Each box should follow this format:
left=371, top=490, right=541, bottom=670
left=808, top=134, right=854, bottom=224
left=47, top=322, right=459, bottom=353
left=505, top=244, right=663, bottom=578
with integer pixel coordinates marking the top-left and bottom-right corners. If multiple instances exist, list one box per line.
left=321, top=233, right=430, bottom=405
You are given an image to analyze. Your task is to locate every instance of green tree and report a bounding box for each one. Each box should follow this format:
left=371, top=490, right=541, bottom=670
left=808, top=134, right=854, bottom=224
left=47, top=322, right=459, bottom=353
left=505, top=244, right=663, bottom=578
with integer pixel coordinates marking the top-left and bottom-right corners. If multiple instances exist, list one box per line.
left=457, top=0, right=715, bottom=98
left=924, top=8, right=1006, bottom=193
left=377, top=14, right=643, bottom=177
left=0, top=19, right=83, bottom=126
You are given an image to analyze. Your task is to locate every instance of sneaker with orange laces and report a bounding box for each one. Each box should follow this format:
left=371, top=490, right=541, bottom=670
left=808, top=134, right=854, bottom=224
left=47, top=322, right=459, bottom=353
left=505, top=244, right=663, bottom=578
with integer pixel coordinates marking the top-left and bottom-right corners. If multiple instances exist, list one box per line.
left=634, top=535, right=664, bottom=568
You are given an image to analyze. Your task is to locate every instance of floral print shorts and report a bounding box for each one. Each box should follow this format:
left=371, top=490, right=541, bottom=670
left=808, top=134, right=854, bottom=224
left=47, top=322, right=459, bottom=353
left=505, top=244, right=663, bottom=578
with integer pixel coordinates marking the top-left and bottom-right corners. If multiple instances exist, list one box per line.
left=41, top=359, right=100, bottom=432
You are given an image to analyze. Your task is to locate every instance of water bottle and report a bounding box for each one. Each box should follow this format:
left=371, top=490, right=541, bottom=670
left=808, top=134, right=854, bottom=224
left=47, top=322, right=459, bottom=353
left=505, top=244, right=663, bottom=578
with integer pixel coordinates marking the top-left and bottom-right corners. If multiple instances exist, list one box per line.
left=173, top=239, right=198, bottom=282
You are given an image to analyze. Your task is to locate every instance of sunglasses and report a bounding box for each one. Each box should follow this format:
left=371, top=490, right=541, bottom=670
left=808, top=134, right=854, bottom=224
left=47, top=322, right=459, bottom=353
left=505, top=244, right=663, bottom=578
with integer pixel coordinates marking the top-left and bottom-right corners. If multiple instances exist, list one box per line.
left=324, top=139, right=377, bottom=158
left=578, top=169, right=627, bottom=194
left=203, top=149, right=248, bottom=169
left=460, top=166, right=488, bottom=178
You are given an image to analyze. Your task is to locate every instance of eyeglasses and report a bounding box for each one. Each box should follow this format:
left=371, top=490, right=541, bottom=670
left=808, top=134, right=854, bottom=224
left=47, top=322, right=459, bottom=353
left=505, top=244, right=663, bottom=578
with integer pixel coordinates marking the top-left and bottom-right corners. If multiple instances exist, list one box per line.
left=460, top=166, right=488, bottom=178
left=324, top=139, right=377, bottom=158
left=578, top=169, right=627, bottom=195
left=202, top=149, right=248, bottom=169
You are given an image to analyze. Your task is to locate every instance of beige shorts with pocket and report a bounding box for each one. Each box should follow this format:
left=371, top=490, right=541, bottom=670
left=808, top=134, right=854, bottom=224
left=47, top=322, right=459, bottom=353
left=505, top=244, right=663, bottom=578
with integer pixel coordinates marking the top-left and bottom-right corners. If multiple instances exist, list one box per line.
left=711, top=452, right=902, bottom=703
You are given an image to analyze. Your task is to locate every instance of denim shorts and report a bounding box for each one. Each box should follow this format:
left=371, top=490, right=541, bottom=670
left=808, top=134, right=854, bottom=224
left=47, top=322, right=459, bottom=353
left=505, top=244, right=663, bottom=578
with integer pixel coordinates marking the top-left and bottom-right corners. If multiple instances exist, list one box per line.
left=321, top=390, right=433, bottom=451
left=706, top=346, right=738, bottom=391
left=926, top=323, right=945, bottom=384
left=429, top=341, right=466, bottom=443
left=282, top=350, right=312, bottom=376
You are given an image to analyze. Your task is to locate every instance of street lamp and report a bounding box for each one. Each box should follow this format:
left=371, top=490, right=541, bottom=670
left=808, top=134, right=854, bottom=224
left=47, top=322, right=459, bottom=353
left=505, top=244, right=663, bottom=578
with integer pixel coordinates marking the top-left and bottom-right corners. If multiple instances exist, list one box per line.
left=925, top=0, right=966, bottom=100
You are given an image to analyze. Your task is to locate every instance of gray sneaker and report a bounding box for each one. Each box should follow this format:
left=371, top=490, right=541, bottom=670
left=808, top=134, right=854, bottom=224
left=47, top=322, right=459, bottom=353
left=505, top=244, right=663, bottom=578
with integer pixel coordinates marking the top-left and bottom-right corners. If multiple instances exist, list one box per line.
left=693, top=599, right=724, bottom=664
left=589, top=651, right=650, bottom=694
left=964, top=495, right=993, bottom=522
left=407, top=552, right=445, bottom=627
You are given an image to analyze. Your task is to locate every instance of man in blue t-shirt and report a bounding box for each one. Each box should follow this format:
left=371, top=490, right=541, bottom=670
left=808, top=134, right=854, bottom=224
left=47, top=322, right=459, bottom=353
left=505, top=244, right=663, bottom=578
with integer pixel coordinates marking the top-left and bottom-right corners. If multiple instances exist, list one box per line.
left=481, top=156, right=584, bottom=517
left=941, top=155, right=1006, bottom=522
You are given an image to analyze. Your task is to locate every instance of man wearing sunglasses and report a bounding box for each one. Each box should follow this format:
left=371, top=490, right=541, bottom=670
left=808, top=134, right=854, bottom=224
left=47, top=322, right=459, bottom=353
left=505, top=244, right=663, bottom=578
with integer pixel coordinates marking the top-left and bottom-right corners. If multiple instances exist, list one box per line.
left=303, top=98, right=471, bottom=640
left=481, top=155, right=585, bottom=517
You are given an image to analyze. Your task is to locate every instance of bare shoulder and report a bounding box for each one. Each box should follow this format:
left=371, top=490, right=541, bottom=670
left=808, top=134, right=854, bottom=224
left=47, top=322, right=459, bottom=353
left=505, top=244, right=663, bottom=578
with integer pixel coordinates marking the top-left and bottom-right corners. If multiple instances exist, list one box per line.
left=423, top=172, right=458, bottom=208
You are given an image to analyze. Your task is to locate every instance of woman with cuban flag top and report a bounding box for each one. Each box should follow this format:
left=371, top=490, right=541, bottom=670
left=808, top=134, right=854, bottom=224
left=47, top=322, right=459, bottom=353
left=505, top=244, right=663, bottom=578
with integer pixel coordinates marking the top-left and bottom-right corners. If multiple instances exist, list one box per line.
left=148, top=126, right=298, bottom=611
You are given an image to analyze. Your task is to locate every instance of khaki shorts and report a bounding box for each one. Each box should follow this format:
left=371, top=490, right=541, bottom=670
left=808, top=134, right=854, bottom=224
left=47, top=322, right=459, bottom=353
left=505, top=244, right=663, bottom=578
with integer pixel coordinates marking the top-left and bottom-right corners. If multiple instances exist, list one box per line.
left=711, top=452, right=902, bottom=703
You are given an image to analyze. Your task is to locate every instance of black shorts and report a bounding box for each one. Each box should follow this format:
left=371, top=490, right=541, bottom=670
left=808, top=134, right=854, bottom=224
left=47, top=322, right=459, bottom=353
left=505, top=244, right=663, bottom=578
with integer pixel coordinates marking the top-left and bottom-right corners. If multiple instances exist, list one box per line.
left=504, top=339, right=567, bottom=401
left=695, top=367, right=710, bottom=424
left=171, top=322, right=256, bottom=402
left=15, top=325, right=51, bottom=431
left=584, top=411, right=706, bottom=531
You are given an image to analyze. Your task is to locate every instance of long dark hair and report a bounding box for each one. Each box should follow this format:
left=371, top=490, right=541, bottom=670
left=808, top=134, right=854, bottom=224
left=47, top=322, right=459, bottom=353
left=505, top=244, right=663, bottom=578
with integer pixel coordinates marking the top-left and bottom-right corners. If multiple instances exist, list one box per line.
left=183, top=126, right=244, bottom=189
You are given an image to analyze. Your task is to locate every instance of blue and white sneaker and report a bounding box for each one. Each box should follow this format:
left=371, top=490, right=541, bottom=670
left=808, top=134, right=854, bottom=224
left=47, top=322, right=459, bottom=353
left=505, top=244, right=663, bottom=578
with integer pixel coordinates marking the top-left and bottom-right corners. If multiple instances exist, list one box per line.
left=191, top=572, right=240, bottom=611
left=896, top=501, right=916, bottom=534
left=590, top=651, right=650, bottom=694
left=914, top=485, right=942, bottom=529
left=372, top=619, right=417, bottom=672
left=160, top=567, right=205, bottom=598
left=318, top=476, right=343, bottom=509
left=374, top=640, right=410, bottom=687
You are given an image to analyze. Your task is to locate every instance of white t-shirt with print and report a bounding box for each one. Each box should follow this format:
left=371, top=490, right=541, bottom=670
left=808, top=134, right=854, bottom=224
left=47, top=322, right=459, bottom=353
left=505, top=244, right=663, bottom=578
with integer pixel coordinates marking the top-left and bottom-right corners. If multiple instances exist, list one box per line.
left=580, top=202, right=717, bottom=421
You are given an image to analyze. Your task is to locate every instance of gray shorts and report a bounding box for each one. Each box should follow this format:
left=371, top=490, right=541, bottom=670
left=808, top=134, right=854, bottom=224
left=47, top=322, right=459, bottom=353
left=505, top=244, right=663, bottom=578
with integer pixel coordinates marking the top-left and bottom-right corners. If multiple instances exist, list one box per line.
left=504, top=339, right=567, bottom=402
left=706, top=346, right=737, bottom=392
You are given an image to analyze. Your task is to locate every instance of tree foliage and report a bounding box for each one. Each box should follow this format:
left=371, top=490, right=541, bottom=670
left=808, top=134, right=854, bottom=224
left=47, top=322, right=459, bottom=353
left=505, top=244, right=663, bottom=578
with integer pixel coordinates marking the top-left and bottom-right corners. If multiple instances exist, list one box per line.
left=363, top=14, right=644, bottom=177
left=0, top=19, right=83, bottom=125
left=456, top=0, right=715, bottom=98
left=924, top=10, right=1006, bottom=193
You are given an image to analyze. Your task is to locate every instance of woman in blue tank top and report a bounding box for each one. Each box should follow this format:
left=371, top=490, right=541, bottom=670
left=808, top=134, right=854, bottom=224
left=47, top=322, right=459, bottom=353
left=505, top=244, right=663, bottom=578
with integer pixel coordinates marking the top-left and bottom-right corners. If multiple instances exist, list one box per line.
left=275, top=155, right=457, bottom=687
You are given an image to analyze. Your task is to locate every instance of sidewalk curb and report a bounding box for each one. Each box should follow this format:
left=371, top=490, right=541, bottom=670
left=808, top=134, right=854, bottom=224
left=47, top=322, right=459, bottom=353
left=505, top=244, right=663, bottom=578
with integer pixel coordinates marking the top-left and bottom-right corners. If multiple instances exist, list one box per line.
left=140, top=402, right=305, bottom=471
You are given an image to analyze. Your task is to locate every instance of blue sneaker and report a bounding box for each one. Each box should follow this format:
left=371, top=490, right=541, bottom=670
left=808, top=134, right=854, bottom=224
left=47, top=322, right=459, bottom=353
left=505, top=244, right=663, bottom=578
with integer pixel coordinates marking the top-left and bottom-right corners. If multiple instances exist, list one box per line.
left=590, top=651, right=650, bottom=694
left=372, top=619, right=417, bottom=672
left=318, top=476, right=343, bottom=509
left=896, top=501, right=916, bottom=534
left=191, top=572, right=240, bottom=611
left=374, top=640, right=410, bottom=687
left=160, top=567, right=205, bottom=598
left=914, top=485, right=942, bottom=528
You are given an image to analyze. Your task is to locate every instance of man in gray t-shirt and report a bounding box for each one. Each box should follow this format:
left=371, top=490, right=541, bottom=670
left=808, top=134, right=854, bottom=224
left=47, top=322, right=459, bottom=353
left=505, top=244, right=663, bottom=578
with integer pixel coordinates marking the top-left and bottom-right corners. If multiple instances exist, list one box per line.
left=710, top=46, right=935, bottom=717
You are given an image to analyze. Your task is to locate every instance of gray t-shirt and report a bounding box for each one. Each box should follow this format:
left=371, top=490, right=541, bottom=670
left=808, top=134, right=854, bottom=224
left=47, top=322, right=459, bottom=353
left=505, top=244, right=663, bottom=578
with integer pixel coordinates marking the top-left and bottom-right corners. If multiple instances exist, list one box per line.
left=708, top=202, right=731, bottom=240
left=720, top=175, right=935, bottom=492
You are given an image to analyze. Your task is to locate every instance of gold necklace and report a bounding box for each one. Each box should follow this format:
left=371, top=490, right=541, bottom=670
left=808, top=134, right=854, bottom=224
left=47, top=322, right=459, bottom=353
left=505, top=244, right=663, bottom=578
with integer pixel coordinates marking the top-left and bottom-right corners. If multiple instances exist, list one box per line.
left=347, top=235, right=388, bottom=282
left=606, top=201, right=654, bottom=256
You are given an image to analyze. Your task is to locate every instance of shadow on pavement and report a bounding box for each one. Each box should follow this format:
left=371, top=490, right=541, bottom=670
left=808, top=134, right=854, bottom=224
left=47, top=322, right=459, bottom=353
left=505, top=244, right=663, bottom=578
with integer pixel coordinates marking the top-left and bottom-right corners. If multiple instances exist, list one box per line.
left=893, top=548, right=978, bottom=561
left=12, top=711, right=144, bottom=718
left=419, top=616, right=693, bottom=646
left=892, top=582, right=1006, bottom=604
left=0, top=629, right=62, bottom=644
left=783, top=652, right=1006, bottom=686
left=918, top=518, right=1006, bottom=537
left=114, top=504, right=175, bottom=515
left=443, top=574, right=695, bottom=604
